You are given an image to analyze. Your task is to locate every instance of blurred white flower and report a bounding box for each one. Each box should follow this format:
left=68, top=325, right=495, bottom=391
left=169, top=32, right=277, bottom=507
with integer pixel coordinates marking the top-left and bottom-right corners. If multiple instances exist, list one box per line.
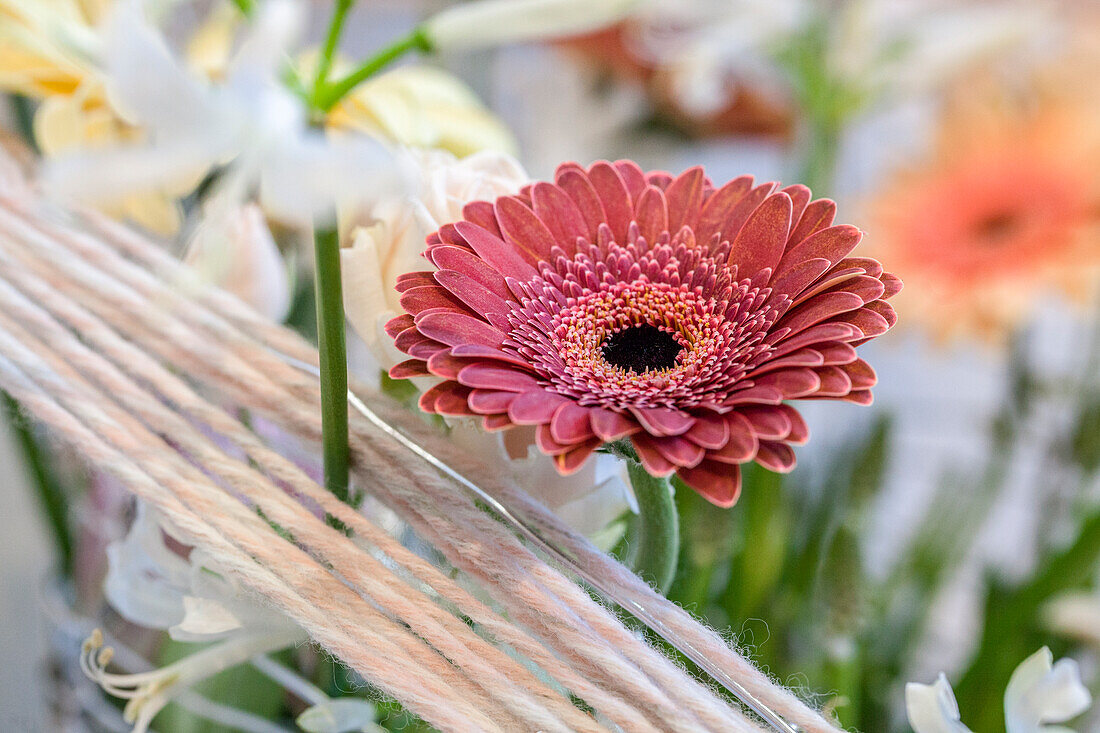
left=627, top=0, right=1042, bottom=116
left=43, top=0, right=402, bottom=227
left=1004, top=647, right=1092, bottom=733
left=342, top=147, right=529, bottom=372
left=906, top=648, right=1092, bottom=733
left=184, top=203, right=291, bottom=322
left=423, top=0, right=641, bottom=53
left=826, top=0, right=1044, bottom=103
left=105, top=501, right=297, bottom=642
left=94, top=500, right=306, bottom=732
left=906, top=673, right=970, bottom=733
left=448, top=421, right=633, bottom=542
left=1046, top=590, right=1100, bottom=647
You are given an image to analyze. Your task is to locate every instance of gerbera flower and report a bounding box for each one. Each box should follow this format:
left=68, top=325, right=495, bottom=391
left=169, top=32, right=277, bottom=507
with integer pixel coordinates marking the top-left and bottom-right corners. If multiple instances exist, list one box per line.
left=868, top=66, right=1100, bottom=341
left=385, top=161, right=899, bottom=505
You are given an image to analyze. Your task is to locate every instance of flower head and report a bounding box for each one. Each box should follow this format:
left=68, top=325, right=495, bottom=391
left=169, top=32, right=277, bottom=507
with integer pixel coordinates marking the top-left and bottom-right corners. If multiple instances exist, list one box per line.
left=42, top=0, right=401, bottom=228
left=385, top=160, right=899, bottom=505
left=868, top=64, right=1100, bottom=341
left=105, top=501, right=295, bottom=642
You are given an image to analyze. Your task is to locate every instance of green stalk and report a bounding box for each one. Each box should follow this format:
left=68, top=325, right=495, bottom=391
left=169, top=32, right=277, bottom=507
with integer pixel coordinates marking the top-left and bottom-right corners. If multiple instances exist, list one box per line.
left=799, top=115, right=842, bottom=197
left=312, top=28, right=432, bottom=112
left=312, top=0, right=356, bottom=93
left=11, top=95, right=38, bottom=153
left=625, top=461, right=680, bottom=593
left=2, top=392, right=73, bottom=574
left=229, top=0, right=255, bottom=17
left=312, top=227, right=350, bottom=503
left=302, top=11, right=435, bottom=506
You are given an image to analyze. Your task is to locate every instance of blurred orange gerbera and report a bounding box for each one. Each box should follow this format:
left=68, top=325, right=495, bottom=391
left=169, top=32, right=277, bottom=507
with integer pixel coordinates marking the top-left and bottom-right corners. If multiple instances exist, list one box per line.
left=868, top=65, right=1100, bottom=341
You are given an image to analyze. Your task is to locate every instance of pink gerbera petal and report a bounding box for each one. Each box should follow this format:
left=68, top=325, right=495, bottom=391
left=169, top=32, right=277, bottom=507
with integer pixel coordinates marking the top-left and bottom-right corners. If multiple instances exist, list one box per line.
left=383, top=161, right=898, bottom=506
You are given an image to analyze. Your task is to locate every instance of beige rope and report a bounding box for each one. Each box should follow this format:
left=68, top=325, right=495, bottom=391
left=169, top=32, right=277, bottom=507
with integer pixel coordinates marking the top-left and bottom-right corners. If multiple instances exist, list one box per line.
left=0, top=281, right=595, bottom=733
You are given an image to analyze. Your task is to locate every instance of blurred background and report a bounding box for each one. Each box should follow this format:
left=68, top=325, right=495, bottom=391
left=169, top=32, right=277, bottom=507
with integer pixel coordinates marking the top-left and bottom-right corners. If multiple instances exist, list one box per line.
left=2, top=0, right=1099, bottom=730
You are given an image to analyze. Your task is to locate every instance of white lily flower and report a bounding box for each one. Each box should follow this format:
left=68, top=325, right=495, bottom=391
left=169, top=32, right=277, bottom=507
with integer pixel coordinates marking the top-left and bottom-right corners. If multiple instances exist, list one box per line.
left=423, top=0, right=642, bottom=53
left=43, top=0, right=403, bottom=227
left=105, top=501, right=296, bottom=642
left=95, top=501, right=308, bottom=732
left=906, top=673, right=972, bottom=733
left=1004, top=647, right=1092, bottom=733
left=906, top=648, right=1092, bottom=733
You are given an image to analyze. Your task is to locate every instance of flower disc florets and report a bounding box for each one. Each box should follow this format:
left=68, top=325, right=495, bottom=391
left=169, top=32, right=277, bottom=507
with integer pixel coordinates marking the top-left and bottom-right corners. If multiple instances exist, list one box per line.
left=386, top=160, right=900, bottom=506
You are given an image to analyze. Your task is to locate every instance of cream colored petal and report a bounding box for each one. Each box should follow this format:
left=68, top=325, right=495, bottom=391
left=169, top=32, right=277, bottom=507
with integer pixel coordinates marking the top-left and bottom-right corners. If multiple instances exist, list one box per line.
left=1005, top=648, right=1092, bottom=733
left=341, top=225, right=393, bottom=361
left=905, top=675, right=972, bottom=733
left=259, top=132, right=401, bottom=227
left=1045, top=592, right=1100, bottom=647
left=104, top=502, right=190, bottom=631
left=115, top=191, right=183, bottom=237
left=185, top=203, right=291, bottom=321
left=102, top=0, right=216, bottom=134
left=42, top=137, right=212, bottom=207
left=171, top=596, right=246, bottom=640
left=185, top=1, right=242, bottom=79
left=333, top=65, right=518, bottom=157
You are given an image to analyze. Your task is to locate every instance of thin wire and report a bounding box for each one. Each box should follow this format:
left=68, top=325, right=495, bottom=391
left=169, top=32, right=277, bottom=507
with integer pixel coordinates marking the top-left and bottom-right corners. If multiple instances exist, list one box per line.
left=277, top=352, right=801, bottom=733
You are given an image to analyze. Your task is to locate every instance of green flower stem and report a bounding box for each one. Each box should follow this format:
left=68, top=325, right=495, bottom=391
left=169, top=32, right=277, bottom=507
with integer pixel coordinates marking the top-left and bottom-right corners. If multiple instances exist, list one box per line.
left=2, top=391, right=72, bottom=574
left=312, top=0, right=356, bottom=92
left=312, top=28, right=432, bottom=112
left=229, top=0, right=255, bottom=17
left=302, top=16, right=434, bottom=506
left=312, top=227, right=350, bottom=503
left=799, top=114, right=842, bottom=198
left=625, top=460, right=680, bottom=593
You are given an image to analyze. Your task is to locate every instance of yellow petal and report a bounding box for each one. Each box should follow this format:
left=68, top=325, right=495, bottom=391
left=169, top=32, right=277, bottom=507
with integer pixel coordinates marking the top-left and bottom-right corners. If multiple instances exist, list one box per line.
left=186, top=1, right=242, bottom=80
left=329, top=65, right=518, bottom=157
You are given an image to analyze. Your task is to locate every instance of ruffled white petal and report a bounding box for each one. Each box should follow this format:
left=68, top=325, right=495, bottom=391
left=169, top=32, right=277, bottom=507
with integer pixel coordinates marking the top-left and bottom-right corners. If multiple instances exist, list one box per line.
left=1005, top=648, right=1092, bottom=733
left=102, top=0, right=216, bottom=134
left=104, top=502, right=189, bottom=630
left=906, top=674, right=972, bottom=733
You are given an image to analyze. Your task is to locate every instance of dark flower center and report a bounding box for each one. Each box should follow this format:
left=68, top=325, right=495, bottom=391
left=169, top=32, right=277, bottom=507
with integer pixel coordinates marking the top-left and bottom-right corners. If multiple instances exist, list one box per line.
left=601, top=324, right=683, bottom=373
left=975, top=211, right=1022, bottom=243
